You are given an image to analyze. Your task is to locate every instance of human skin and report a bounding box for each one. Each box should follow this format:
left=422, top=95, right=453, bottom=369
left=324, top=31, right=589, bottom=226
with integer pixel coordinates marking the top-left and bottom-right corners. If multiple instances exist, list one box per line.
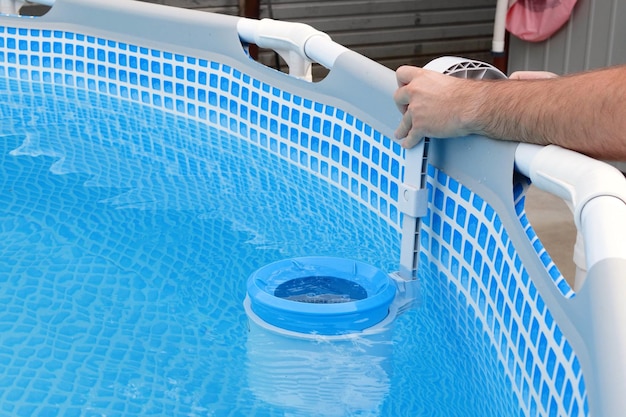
left=393, top=65, right=626, bottom=160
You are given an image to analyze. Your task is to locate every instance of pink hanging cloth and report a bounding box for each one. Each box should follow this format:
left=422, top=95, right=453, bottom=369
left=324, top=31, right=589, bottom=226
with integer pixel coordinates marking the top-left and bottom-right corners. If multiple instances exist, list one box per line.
left=506, top=0, right=578, bottom=42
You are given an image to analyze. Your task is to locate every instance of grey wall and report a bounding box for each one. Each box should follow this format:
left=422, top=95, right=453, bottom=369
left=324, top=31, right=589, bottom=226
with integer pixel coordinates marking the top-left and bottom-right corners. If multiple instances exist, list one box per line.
left=138, top=0, right=497, bottom=71
left=255, top=0, right=497, bottom=70
left=137, top=0, right=239, bottom=15
left=508, top=0, right=626, bottom=74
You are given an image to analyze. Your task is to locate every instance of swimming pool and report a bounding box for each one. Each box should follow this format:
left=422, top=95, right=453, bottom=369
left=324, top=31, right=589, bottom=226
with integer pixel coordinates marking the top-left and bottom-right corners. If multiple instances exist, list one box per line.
left=1, top=1, right=626, bottom=416
left=0, top=41, right=518, bottom=417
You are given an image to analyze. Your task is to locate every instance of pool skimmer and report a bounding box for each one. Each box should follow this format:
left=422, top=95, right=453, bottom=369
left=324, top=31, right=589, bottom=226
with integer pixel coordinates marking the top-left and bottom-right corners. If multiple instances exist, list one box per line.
left=244, top=256, right=413, bottom=337
left=244, top=256, right=418, bottom=415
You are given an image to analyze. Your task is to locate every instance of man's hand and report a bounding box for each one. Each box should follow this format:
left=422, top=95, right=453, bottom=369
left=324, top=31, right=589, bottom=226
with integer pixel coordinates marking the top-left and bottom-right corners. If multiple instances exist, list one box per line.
left=393, top=66, right=475, bottom=148
left=393, top=63, right=626, bottom=159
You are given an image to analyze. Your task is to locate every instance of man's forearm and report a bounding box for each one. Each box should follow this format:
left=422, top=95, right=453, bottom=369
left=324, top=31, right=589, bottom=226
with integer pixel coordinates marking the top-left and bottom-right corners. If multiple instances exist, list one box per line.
left=470, top=66, right=626, bottom=160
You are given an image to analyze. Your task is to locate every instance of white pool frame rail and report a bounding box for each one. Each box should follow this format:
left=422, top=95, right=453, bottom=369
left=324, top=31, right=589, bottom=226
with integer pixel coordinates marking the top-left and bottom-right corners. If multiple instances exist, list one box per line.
left=515, top=143, right=626, bottom=417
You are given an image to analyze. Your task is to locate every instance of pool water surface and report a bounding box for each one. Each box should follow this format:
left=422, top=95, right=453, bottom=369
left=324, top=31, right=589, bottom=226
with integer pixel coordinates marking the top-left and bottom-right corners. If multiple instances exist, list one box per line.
left=0, top=77, right=521, bottom=416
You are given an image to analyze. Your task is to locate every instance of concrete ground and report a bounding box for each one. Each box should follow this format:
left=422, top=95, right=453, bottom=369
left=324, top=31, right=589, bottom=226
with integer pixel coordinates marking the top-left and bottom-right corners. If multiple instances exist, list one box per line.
left=524, top=186, right=577, bottom=287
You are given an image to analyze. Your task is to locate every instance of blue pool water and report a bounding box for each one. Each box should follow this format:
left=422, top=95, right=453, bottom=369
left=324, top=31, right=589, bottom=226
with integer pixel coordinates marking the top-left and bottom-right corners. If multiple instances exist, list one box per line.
left=0, top=77, right=522, bottom=416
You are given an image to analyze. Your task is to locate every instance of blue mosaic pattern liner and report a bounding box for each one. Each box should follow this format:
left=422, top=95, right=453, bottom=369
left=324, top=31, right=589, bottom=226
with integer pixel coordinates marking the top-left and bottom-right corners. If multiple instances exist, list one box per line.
left=0, top=20, right=590, bottom=416
left=0, top=25, right=404, bottom=229
left=0, top=81, right=404, bottom=415
left=421, top=165, right=587, bottom=416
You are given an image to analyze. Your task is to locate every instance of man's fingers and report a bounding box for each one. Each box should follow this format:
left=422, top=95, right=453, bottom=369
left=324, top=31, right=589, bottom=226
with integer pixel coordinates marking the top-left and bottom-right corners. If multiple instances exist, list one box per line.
left=401, top=133, right=423, bottom=149
left=394, top=110, right=412, bottom=139
left=394, top=65, right=430, bottom=149
left=396, top=65, right=423, bottom=86
left=396, top=65, right=411, bottom=87
left=393, top=85, right=410, bottom=113
left=394, top=111, right=425, bottom=149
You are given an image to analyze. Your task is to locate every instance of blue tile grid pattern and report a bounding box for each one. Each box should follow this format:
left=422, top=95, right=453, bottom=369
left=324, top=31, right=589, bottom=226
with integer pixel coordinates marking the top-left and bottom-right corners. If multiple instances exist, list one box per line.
left=0, top=26, right=404, bottom=229
left=0, top=23, right=591, bottom=416
left=421, top=165, right=587, bottom=416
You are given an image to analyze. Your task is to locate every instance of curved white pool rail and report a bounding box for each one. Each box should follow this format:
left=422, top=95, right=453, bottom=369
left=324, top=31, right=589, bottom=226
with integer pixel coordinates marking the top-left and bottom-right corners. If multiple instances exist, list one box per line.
left=11, top=0, right=351, bottom=82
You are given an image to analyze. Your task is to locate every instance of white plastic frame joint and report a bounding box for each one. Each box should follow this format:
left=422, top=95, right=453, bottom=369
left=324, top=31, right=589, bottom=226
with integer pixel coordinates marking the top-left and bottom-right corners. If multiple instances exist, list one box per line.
left=398, top=183, right=428, bottom=218
left=515, top=143, right=626, bottom=289
left=237, top=18, right=347, bottom=81
left=237, top=18, right=333, bottom=81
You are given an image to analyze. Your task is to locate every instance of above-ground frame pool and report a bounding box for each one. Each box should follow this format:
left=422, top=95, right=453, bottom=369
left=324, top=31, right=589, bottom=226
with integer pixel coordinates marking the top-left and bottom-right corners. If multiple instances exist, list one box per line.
left=1, top=0, right=626, bottom=416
